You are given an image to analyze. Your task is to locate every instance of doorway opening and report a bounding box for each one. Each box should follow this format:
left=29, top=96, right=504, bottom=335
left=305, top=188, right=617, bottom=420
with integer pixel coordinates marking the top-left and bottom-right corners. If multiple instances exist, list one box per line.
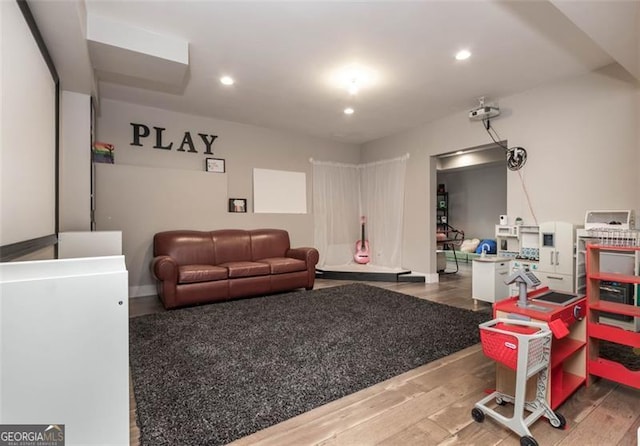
left=434, top=142, right=507, bottom=273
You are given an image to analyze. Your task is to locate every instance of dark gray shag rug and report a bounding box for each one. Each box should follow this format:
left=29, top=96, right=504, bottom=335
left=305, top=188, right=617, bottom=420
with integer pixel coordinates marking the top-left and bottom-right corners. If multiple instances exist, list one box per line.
left=600, top=340, right=640, bottom=371
left=130, top=283, right=491, bottom=445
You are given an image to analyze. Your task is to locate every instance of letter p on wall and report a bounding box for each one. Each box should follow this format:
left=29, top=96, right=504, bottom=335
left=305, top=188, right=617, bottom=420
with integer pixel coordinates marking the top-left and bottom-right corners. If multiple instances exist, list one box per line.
left=130, top=123, right=150, bottom=146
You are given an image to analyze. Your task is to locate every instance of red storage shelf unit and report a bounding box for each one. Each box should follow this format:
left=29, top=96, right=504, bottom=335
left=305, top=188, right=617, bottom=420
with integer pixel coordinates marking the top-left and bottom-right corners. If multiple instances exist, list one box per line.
left=493, top=293, right=587, bottom=410
left=586, top=244, right=640, bottom=389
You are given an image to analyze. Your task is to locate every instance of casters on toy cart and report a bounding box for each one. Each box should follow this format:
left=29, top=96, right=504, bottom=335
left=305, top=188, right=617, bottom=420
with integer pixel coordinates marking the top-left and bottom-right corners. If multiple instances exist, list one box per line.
left=549, top=412, right=566, bottom=429
left=469, top=410, right=565, bottom=446
left=471, top=407, right=485, bottom=423
left=516, top=411, right=565, bottom=446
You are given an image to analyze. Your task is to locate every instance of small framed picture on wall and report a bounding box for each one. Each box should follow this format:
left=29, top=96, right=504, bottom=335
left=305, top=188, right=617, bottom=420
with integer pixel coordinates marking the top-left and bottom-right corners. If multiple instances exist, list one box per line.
left=229, top=198, right=247, bottom=213
left=206, top=158, right=225, bottom=173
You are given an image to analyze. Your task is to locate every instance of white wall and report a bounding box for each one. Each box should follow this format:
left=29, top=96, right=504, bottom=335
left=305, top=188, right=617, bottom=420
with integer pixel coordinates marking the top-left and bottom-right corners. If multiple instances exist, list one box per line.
left=362, top=63, right=640, bottom=277
left=551, top=0, right=640, bottom=80
left=437, top=163, right=507, bottom=240
left=503, top=64, right=637, bottom=222
left=33, top=66, right=640, bottom=292
left=1, top=1, right=56, bottom=247
left=95, top=99, right=360, bottom=296
left=60, top=91, right=91, bottom=231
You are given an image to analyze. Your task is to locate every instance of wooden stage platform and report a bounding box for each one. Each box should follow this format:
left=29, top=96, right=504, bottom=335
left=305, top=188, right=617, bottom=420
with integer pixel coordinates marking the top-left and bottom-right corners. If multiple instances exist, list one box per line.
left=315, top=264, right=425, bottom=283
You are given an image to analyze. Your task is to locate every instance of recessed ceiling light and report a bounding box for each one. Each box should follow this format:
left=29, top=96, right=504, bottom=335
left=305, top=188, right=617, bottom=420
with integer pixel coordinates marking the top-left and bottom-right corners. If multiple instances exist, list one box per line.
left=344, top=107, right=355, bottom=115
left=220, top=76, right=235, bottom=86
left=456, top=150, right=464, bottom=155
left=455, top=50, right=471, bottom=61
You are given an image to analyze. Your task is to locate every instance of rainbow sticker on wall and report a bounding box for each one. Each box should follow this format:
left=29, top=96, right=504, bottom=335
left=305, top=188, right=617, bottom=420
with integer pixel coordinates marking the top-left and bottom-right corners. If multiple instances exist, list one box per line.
left=93, top=142, right=115, bottom=164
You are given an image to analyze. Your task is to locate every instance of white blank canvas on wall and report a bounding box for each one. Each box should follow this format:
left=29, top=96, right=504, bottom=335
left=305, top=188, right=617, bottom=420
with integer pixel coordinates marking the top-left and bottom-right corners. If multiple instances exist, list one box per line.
left=253, top=168, right=307, bottom=214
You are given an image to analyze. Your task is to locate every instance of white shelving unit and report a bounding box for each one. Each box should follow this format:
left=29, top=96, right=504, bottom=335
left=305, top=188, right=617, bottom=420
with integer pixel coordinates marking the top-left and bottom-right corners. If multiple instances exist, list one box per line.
left=495, top=224, right=539, bottom=259
left=577, top=210, right=635, bottom=297
left=518, top=225, right=540, bottom=260
left=495, top=225, right=519, bottom=258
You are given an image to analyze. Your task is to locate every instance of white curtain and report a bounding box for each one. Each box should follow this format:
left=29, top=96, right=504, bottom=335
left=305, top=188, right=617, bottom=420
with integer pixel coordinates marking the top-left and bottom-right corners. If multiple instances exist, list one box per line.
left=312, top=155, right=407, bottom=268
left=360, top=156, right=407, bottom=268
left=312, top=161, right=360, bottom=266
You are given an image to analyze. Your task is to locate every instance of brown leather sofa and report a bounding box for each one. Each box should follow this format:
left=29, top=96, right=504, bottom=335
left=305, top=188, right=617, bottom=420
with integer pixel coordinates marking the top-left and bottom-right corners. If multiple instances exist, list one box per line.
left=151, top=229, right=319, bottom=309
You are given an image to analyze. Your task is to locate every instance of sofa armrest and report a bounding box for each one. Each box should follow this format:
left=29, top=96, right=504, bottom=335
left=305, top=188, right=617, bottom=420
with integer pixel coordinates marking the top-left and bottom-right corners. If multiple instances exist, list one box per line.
left=286, top=247, right=319, bottom=266
left=151, top=255, right=178, bottom=281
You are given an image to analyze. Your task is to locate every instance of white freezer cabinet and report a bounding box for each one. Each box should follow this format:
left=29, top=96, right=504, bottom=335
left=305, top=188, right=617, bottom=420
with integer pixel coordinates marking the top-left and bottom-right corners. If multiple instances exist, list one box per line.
left=472, top=257, right=512, bottom=304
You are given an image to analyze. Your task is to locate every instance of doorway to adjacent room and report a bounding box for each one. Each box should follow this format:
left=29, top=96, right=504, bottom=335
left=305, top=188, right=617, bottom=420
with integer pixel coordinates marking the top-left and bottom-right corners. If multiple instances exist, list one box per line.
left=434, top=143, right=507, bottom=273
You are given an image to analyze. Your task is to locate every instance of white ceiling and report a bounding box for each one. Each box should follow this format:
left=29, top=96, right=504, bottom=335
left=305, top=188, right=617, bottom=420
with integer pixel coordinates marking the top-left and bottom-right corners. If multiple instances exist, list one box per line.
left=29, top=1, right=633, bottom=144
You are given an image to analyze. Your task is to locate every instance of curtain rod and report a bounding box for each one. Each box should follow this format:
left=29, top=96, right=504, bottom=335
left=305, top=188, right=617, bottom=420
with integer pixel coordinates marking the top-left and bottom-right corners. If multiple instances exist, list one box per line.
left=309, top=153, right=409, bottom=167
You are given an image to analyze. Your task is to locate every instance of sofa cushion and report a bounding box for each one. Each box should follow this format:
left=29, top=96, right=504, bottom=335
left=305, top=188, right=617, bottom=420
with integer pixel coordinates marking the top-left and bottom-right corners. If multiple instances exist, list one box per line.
left=211, top=230, right=252, bottom=264
left=257, top=257, right=306, bottom=274
left=219, top=261, right=270, bottom=278
left=250, top=229, right=290, bottom=260
left=178, top=265, right=228, bottom=284
left=155, top=231, right=216, bottom=266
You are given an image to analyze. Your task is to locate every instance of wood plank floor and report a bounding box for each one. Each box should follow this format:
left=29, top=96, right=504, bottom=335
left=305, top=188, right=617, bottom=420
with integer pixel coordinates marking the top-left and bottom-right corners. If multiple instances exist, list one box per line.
left=129, top=264, right=640, bottom=445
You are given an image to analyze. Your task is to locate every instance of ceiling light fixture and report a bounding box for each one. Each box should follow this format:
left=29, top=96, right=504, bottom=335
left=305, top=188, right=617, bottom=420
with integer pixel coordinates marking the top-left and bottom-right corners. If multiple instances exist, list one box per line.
left=455, top=49, right=471, bottom=61
left=456, top=151, right=464, bottom=155
left=344, top=107, right=354, bottom=115
left=220, top=76, right=234, bottom=86
left=348, top=79, right=359, bottom=95
left=329, top=64, right=378, bottom=94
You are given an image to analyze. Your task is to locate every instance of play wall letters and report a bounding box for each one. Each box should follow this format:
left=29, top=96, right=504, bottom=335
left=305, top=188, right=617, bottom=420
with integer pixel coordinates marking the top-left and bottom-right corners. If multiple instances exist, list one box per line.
left=130, top=123, right=218, bottom=154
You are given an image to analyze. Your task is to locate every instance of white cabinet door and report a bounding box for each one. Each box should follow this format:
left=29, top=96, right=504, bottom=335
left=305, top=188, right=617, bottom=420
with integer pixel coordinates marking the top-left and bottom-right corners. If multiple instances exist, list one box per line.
left=539, top=221, right=556, bottom=272
left=538, top=272, right=574, bottom=293
left=554, top=221, right=575, bottom=275
left=539, top=221, right=575, bottom=274
left=538, top=221, right=576, bottom=292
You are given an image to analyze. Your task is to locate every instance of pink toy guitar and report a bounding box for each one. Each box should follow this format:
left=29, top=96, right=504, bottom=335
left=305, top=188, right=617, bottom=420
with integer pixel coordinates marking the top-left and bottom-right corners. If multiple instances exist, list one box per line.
left=354, top=216, right=371, bottom=264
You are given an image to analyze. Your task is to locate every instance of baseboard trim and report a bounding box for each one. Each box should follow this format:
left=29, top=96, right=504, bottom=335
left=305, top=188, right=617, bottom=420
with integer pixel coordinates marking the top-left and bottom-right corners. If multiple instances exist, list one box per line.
left=129, top=284, right=157, bottom=298
left=423, top=272, right=440, bottom=283
left=405, top=271, right=439, bottom=283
